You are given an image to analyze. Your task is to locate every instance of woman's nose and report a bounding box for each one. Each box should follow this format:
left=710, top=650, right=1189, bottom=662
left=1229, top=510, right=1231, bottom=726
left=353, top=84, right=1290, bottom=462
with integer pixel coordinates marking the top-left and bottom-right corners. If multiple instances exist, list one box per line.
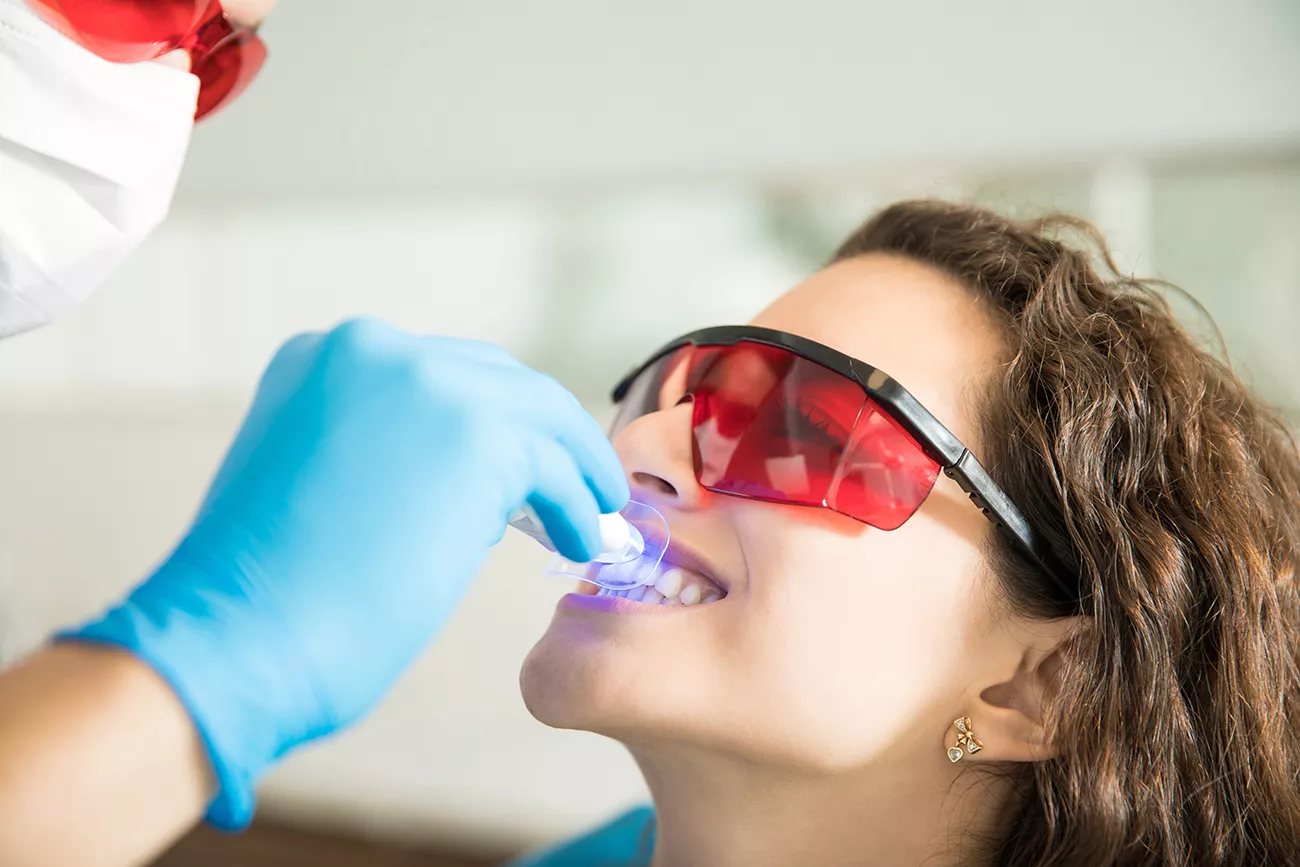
left=614, top=402, right=707, bottom=510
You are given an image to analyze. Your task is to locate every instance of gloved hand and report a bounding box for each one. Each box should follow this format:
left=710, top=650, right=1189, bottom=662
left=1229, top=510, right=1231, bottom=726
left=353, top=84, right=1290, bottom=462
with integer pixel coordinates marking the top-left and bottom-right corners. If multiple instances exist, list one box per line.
left=60, top=318, right=628, bottom=829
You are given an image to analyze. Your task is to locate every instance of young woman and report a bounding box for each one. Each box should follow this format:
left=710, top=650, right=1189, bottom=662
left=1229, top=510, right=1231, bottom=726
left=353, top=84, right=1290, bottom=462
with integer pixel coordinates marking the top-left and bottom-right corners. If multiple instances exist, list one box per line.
left=514, top=200, right=1300, bottom=866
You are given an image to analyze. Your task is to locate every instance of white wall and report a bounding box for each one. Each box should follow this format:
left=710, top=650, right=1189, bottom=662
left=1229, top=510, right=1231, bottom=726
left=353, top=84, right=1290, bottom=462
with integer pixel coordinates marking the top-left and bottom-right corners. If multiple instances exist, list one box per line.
left=0, top=203, right=552, bottom=398
left=181, top=0, right=1300, bottom=200
left=0, top=191, right=806, bottom=402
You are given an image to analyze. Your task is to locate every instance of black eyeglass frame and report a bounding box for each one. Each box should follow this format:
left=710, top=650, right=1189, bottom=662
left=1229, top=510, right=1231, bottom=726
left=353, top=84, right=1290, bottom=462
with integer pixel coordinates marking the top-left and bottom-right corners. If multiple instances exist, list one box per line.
left=612, top=325, right=1079, bottom=605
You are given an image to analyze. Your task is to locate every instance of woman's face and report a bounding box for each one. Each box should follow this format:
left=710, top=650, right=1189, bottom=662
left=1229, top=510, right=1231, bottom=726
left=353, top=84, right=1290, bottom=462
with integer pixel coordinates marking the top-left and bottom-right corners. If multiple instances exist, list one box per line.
left=521, top=253, right=1019, bottom=771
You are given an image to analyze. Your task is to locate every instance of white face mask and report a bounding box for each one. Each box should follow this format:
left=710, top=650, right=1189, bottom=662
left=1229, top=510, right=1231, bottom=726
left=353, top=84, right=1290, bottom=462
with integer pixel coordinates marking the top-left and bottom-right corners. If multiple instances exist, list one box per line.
left=0, top=0, right=199, bottom=338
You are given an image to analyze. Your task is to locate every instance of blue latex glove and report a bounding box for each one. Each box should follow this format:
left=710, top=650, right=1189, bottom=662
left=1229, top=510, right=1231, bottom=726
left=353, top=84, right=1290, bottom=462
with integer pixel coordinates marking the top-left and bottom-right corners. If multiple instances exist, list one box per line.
left=60, top=318, right=628, bottom=829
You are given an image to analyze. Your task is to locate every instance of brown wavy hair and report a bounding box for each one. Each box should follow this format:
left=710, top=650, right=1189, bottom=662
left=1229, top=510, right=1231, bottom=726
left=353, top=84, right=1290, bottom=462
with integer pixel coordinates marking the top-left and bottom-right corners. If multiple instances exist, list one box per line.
left=833, top=201, right=1300, bottom=866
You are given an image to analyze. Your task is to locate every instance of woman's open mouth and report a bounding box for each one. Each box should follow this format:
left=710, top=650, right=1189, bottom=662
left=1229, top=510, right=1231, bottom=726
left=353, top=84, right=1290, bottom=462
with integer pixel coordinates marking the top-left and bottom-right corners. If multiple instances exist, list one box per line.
left=596, top=563, right=725, bottom=606
left=577, top=552, right=727, bottom=608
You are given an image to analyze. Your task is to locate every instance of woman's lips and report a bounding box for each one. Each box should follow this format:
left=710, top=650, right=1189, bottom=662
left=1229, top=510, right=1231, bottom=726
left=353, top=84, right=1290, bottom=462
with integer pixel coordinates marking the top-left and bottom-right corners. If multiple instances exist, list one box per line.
left=660, top=539, right=730, bottom=595
left=560, top=593, right=677, bottom=614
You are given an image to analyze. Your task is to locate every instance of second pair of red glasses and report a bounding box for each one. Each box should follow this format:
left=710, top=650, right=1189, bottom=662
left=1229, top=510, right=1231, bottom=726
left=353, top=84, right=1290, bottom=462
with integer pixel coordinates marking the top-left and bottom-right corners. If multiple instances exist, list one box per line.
left=28, top=0, right=266, bottom=119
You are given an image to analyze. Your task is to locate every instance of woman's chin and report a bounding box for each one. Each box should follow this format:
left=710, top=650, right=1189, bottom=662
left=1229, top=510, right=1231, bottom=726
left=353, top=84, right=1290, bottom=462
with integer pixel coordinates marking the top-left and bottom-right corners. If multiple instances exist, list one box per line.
left=519, top=629, right=625, bottom=731
left=518, top=588, right=732, bottom=737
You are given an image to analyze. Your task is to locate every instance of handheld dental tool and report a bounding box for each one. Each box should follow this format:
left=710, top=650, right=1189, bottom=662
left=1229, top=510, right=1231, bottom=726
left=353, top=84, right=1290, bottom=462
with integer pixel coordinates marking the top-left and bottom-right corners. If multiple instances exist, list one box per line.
left=509, top=499, right=670, bottom=590
left=508, top=508, right=645, bottom=564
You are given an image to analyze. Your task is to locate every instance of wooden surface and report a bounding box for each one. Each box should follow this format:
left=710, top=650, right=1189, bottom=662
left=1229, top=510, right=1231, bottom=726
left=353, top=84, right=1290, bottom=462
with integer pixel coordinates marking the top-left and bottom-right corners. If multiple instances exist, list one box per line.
left=150, top=820, right=500, bottom=867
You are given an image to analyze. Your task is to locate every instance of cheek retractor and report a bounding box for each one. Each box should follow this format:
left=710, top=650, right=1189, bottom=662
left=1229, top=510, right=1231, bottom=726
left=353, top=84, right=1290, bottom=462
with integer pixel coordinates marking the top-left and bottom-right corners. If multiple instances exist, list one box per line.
left=508, top=500, right=669, bottom=590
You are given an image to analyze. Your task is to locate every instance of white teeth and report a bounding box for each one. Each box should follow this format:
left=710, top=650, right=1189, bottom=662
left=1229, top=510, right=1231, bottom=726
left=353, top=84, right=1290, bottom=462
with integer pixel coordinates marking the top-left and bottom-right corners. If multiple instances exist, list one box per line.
left=655, top=568, right=684, bottom=599
left=591, top=555, right=649, bottom=590
left=588, top=563, right=724, bottom=607
left=601, top=559, right=636, bottom=585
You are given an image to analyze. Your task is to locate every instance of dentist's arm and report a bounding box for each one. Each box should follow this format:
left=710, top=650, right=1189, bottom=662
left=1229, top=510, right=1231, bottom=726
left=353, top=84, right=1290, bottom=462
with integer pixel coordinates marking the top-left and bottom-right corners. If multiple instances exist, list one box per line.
left=0, top=646, right=213, bottom=867
left=0, top=319, right=627, bottom=867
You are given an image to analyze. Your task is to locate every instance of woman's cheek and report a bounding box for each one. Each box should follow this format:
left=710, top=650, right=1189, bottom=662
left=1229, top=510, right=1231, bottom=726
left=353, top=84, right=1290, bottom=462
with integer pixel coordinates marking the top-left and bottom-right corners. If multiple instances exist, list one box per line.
left=725, top=512, right=981, bottom=762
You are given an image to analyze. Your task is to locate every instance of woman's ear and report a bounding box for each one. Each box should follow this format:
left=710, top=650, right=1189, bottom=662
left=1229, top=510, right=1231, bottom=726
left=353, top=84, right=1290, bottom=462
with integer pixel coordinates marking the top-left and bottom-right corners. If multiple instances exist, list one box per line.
left=956, top=615, right=1089, bottom=764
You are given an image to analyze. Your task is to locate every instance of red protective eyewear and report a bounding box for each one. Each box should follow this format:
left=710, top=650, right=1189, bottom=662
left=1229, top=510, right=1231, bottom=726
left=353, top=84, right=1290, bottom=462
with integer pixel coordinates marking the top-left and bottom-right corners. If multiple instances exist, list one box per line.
left=29, top=0, right=266, bottom=120
left=612, top=326, right=1077, bottom=604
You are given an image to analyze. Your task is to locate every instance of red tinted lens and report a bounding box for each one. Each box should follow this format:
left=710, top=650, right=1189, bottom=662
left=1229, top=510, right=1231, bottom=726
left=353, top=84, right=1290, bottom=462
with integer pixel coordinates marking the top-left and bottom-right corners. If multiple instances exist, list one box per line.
left=611, top=347, right=692, bottom=435
left=612, top=339, right=942, bottom=530
left=192, top=30, right=267, bottom=119
left=689, top=343, right=866, bottom=506
left=825, top=398, right=940, bottom=529
left=29, top=0, right=212, bottom=62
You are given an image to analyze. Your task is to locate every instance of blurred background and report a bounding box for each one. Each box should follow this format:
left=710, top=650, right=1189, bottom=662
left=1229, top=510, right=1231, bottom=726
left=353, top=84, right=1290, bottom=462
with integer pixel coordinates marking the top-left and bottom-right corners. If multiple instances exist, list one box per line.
left=1, top=0, right=1298, bottom=863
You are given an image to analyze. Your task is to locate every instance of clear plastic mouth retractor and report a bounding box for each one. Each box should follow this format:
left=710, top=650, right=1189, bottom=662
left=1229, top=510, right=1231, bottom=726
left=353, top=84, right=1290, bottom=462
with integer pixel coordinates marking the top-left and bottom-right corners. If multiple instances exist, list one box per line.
left=509, top=500, right=670, bottom=591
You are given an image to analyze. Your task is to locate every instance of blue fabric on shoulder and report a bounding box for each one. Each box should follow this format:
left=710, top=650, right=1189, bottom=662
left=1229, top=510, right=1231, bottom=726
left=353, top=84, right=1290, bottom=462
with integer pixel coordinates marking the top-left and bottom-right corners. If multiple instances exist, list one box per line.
left=509, top=807, right=656, bottom=867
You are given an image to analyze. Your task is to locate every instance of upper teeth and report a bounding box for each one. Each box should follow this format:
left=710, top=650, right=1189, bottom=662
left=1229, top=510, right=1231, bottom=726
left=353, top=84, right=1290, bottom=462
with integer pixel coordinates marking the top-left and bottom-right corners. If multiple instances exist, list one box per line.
left=595, top=564, right=724, bottom=606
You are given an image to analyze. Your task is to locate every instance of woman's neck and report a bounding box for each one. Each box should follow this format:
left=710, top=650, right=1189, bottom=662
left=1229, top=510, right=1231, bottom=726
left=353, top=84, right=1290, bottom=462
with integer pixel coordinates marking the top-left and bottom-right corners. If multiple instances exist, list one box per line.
left=631, top=743, right=1016, bottom=867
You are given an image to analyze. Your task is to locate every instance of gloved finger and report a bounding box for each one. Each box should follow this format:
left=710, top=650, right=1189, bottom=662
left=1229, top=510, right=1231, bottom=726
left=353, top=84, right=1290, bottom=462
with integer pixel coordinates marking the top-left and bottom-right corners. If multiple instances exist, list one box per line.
left=546, top=396, right=630, bottom=516
left=413, top=334, right=520, bottom=377
left=200, top=331, right=323, bottom=513
left=316, top=317, right=409, bottom=373
left=412, top=334, right=629, bottom=515
left=525, top=438, right=604, bottom=563
left=496, top=370, right=630, bottom=516
left=566, top=423, right=630, bottom=515
left=257, top=331, right=326, bottom=406
left=427, top=335, right=517, bottom=366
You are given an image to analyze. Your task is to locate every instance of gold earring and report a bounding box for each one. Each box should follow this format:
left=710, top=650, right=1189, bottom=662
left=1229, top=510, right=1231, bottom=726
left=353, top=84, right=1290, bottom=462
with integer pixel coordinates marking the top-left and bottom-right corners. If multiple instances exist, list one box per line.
left=947, top=716, right=984, bottom=763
